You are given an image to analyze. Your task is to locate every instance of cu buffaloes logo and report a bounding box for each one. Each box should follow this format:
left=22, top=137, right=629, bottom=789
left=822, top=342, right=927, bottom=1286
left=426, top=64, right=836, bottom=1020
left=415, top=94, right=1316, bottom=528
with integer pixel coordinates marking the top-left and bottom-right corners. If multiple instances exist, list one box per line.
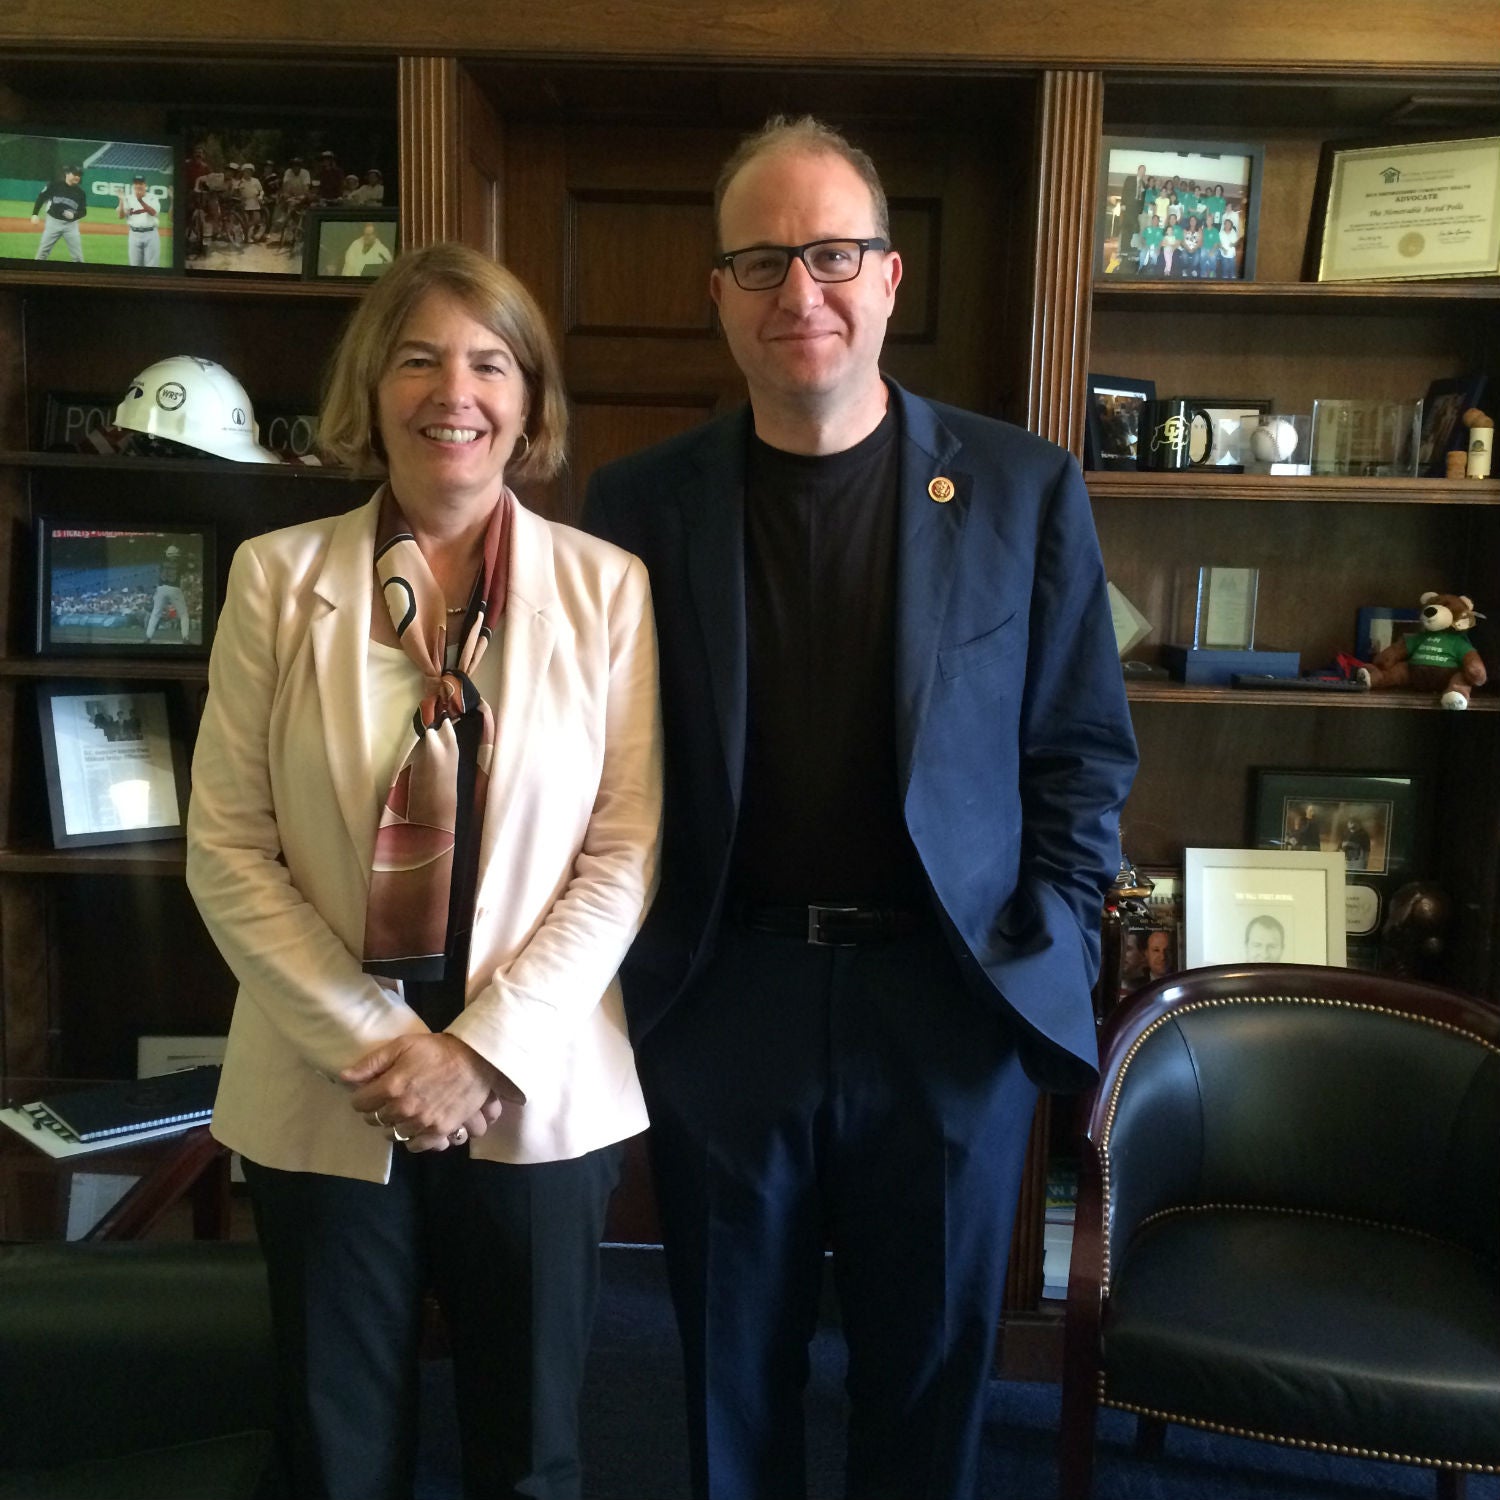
left=156, top=382, right=187, bottom=411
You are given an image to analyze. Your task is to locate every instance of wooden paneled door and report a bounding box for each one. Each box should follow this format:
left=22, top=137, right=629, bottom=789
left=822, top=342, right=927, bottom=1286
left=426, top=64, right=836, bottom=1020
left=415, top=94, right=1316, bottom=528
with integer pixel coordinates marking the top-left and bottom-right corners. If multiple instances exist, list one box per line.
left=488, top=99, right=1047, bottom=1303
left=498, top=111, right=1032, bottom=523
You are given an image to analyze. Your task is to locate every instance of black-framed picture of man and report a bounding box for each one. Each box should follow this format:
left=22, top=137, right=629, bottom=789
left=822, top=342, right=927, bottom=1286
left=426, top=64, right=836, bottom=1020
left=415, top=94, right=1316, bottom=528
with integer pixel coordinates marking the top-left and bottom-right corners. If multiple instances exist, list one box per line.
left=1250, top=769, right=1425, bottom=957
left=1096, top=139, right=1263, bottom=281
left=303, top=206, right=398, bottom=280
left=1084, top=374, right=1157, bottom=470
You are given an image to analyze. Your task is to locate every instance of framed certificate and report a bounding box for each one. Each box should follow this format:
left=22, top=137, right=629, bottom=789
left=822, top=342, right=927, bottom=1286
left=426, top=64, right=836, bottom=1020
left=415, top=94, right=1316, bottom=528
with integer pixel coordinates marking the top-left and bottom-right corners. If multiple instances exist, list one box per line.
left=1308, top=135, right=1500, bottom=283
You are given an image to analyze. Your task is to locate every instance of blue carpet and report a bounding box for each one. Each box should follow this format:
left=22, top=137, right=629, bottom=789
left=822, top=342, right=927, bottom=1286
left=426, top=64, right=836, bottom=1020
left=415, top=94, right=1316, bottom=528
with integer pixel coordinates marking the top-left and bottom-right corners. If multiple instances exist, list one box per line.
left=416, top=1245, right=1498, bottom=1499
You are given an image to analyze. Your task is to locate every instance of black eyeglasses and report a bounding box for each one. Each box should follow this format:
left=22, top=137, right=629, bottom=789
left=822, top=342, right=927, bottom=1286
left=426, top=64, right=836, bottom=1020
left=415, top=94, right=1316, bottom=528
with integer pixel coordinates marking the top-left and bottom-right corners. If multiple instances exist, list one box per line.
left=714, top=237, right=890, bottom=291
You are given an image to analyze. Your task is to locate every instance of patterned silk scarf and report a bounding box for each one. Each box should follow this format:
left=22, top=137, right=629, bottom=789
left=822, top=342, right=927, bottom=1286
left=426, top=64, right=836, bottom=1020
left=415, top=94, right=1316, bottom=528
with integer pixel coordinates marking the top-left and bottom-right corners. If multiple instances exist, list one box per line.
left=362, top=486, right=512, bottom=979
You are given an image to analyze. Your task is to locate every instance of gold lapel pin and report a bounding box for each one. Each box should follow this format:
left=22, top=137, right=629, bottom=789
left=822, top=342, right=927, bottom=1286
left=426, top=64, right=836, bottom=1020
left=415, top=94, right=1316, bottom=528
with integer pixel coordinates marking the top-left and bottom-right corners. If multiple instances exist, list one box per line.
left=928, top=476, right=956, bottom=503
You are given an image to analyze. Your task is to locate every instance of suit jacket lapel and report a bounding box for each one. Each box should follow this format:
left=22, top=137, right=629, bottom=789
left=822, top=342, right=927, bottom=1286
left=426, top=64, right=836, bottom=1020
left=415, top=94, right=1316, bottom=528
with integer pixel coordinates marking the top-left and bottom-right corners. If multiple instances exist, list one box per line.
left=310, top=495, right=382, bottom=878
left=683, top=411, right=749, bottom=804
left=474, top=501, right=556, bottom=915
left=892, top=384, right=971, bottom=795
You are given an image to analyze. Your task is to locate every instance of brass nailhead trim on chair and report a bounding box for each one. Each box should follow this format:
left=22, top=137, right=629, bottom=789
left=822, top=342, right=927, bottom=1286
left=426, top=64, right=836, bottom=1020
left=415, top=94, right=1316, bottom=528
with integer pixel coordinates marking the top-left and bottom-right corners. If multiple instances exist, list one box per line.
left=1094, top=1391, right=1498, bottom=1475
left=1095, top=994, right=1500, bottom=1292
left=1134, top=1200, right=1484, bottom=1257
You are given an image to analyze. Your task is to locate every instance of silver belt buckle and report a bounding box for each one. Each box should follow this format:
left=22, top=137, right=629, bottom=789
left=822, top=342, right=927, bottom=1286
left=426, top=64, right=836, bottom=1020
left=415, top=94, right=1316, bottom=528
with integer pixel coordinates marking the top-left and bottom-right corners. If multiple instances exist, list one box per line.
left=807, top=904, right=860, bottom=946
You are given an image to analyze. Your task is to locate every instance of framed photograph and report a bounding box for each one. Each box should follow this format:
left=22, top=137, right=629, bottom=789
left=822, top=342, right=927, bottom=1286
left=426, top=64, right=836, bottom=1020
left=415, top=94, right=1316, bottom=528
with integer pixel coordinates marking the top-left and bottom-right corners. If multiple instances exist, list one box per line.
left=303, top=206, right=398, bottom=281
left=1188, top=394, right=1273, bottom=468
left=1096, top=138, right=1263, bottom=281
left=35, top=518, right=216, bottom=657
left=35, top=683, right=189, bottom=848
left=1115, top=866, right=1184, bottom=1001
left=1185, top=847, right=1347, bottom=968
left=1084, top=373, right=1157, bottom=470
left=175, top=117, right=395, bottom=278
left=1250, top=770, right=1423, bottom=946
left=0, top=126, right=177, bottom=273
left=1307, top=134, right=1500, bottom=284
left=1355, top=604, right=1423, bottom=662
left=1418, top=374, right=1488, bottom=477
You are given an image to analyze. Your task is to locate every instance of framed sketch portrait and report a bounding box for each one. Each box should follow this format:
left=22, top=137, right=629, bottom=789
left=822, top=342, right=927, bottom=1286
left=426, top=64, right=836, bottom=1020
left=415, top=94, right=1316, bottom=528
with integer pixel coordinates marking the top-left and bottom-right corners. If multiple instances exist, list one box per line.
left=1185, top=848, right=1347, bottom=968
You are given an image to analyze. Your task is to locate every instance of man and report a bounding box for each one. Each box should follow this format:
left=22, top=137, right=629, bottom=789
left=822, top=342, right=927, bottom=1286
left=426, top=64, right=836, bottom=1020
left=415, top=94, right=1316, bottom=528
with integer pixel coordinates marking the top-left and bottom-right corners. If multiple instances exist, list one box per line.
left=340, top=221, right=393, bottom=276
left=116, top=174, right=162, bottom=267
left=145, top=543, right=190, bottom=644
left=316, top=148, right=344, bottom=203
left=1245, top=913, right=1286, bottom=961
left=584, top=116, right=1135, bottom=1500
left=32, top=164, right=88, bottom=262
left=1144, top=927, right=1174, bottom=979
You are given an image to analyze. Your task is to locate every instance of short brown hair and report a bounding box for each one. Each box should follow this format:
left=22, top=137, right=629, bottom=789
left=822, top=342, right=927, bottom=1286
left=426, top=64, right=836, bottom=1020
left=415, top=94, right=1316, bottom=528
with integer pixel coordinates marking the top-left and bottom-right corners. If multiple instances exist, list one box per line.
left=319, top=241, right=567, bottom=480
left=712, top=115, right=889, bottom=248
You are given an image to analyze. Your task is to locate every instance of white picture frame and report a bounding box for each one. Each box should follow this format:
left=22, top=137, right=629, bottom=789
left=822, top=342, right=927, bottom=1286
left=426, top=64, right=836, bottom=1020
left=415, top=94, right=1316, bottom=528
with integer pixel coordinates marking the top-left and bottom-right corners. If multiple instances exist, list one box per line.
left=1185, top=847, right=1347, bottom=968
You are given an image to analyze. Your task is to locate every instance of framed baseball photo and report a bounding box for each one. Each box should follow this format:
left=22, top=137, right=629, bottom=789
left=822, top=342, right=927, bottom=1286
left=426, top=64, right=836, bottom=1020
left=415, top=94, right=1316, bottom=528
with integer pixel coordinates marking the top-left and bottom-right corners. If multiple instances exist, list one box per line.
left=35, top=681, right=190, bottom=848
left=0, top=126, right=178, bottom=273
left=35, top=518, right=216, bottom=658
left=303, top=206, right=398, bottom=281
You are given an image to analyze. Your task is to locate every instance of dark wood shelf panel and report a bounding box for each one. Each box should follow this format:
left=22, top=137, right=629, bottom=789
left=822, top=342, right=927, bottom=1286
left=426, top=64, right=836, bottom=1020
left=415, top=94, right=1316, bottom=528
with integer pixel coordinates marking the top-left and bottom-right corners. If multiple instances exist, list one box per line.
left=0, top=269, right=369, bottom=300
left=1125, top=680, right=1500, bottom=710
left=0, top=841, right=187, bottom=877
left=0, top=657, right=209, bottom=682
left=0, top=451, right=364, bottom=480
left=1088, top=472, right=1500, bottom=505
left=1093, top=278, right=1500, bottom=314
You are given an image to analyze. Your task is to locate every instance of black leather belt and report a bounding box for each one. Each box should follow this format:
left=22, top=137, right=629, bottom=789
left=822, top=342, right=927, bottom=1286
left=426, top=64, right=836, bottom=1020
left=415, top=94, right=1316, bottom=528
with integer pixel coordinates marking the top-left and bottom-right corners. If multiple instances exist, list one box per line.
left=730, top=901, right=928, bottom=947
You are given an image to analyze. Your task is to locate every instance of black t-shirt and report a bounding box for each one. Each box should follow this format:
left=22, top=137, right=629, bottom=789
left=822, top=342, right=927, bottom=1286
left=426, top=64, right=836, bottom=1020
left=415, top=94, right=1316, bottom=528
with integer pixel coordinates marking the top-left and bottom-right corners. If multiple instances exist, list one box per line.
left=729, top=410, right=924, bottom=906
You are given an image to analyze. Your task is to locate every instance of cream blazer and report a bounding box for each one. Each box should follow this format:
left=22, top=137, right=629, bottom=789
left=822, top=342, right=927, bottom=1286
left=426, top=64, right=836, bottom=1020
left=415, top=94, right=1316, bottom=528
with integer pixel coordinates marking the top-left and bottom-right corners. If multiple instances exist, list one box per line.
left=186, top=490, right=662, bottom=1181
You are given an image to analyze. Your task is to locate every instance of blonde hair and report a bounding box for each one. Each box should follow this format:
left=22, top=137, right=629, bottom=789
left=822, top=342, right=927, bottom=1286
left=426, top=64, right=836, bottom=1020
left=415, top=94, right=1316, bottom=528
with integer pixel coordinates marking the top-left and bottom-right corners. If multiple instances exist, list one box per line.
left=712, top=115, right=889, bottom=248
left=319, top=241, right=567, bottom=481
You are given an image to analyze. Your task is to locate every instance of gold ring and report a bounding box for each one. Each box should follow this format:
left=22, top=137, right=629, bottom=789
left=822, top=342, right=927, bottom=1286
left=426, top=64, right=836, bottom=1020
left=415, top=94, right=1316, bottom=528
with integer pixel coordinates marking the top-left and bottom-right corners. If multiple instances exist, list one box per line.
left=391, top=1126, right=410, bottom=1143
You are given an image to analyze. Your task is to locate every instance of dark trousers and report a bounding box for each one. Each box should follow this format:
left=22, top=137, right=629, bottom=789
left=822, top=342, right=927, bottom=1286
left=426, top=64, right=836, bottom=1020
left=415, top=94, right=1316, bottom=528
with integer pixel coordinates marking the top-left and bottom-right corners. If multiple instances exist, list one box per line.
left=638, top=923, right=1038, bottom=1500
left=243, top=1140, right=622, bottom=1500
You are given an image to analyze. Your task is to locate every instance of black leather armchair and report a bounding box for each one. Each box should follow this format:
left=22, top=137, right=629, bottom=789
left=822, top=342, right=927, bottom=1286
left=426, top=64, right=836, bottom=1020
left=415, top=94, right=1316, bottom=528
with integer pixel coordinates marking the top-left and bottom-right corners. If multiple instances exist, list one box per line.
left=0, top=1132, right=277, bottom=1499
left=1059, top=964, right=1500, bottom=1500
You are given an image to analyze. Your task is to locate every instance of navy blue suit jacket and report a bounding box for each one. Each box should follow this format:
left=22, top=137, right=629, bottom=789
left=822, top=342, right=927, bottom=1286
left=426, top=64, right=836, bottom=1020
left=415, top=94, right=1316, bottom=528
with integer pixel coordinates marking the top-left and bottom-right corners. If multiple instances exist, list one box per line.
left=583, top=382, right=1137, bottom=1090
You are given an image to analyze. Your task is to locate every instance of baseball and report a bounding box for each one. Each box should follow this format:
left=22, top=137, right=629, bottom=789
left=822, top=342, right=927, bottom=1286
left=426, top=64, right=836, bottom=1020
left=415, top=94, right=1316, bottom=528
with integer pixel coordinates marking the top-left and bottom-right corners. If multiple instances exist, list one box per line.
left=1250, top=418, right=1298, bottom=463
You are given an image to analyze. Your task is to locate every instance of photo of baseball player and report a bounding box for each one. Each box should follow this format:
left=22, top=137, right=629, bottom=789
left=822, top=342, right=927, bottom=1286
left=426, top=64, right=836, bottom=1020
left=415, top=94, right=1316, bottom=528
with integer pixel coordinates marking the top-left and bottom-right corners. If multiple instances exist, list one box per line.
left=145, top=542, right=192, bottom=645
left=43, top=528, right=208, bottom=653
left=117, top=173, right=163, bottom=266
left=32, top=163, right=88, bottom=261
left=1, top=130, right=175, bottom=269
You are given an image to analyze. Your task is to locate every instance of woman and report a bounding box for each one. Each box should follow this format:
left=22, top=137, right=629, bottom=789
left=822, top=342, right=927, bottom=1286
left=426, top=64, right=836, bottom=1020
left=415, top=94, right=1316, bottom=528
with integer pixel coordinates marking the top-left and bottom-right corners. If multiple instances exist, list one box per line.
left=186, top=241, right=662, bottom=1500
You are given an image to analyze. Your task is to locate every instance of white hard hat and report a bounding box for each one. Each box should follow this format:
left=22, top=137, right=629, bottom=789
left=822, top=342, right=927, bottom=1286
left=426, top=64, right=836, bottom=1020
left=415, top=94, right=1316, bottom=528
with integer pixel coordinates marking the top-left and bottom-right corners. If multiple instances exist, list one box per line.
left=115, top=356, right=280, bottom=464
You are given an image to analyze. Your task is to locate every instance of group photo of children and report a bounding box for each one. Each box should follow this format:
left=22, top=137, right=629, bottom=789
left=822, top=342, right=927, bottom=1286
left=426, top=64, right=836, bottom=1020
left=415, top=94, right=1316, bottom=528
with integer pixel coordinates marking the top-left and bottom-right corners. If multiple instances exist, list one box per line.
left=1098, top=142, right=1257, bottom=280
